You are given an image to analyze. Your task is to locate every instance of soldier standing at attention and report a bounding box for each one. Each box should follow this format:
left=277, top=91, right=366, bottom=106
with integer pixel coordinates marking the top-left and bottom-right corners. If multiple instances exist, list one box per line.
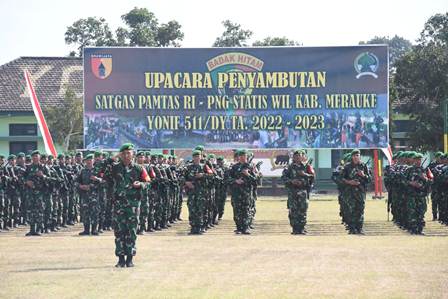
left=341, top=149, right=371, bottom=234
left=110, top=143, right=150, bottom=268
left=184, top=150, right=207, bottom=235
left=24, top=151, right=48, bottom=236
left=282, top=150, right=314, bottom=235
left=77, top=154, right=102, bottom=236
left=229, top=149, right=258, bottom=235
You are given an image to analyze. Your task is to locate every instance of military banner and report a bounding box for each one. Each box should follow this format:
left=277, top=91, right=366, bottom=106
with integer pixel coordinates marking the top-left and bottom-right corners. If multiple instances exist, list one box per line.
left=83, top=46, right=388, bottom=150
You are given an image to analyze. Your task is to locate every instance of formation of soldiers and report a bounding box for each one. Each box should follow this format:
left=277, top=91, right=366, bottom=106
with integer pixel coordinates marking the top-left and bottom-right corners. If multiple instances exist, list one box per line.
left=332, top=149, right=372, bottom=234
left=183, top=146, right=261, bottom=235
left=384, top=151, right=448, bottom=234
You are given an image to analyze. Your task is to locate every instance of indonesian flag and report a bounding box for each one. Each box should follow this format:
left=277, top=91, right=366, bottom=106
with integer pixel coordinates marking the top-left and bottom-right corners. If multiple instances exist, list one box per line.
left=381, top=145, right=393, bottom=165
left=24, top=70, right=57, bottom=157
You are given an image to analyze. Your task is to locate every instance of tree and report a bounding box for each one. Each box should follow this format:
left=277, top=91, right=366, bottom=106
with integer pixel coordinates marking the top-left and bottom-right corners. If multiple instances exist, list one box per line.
left=65, top=8, right=184, bottom=55
left=252, top=37, right=300, bottom=46
left=117, top=7, right=184, bottom=47
left=394, top=13, right=448, bottom=151
left=44, top=88, right=83, bottom=151
left=213, top=20, right=253, bottom=47
left=359, top=35, right=413, bottom=66
left=65, top=17, right=116, bottom=56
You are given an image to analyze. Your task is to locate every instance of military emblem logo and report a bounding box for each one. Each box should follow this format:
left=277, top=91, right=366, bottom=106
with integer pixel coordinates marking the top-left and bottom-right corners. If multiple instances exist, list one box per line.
left=91, top=54, right=112, bottom=79
left=354, top=52, right=379, bottom=79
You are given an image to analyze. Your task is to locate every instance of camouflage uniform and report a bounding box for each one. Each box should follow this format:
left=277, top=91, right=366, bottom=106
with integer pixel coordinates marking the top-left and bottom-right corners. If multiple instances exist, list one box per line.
left=283, top=158, right=312, bottom=234
left=183, top=159, right=207, bottom=234
left=77, top=162, right=102, bottom=235
left=341, top=155, right=371, bottom=234
left=110, top=159, right=149, bottom=257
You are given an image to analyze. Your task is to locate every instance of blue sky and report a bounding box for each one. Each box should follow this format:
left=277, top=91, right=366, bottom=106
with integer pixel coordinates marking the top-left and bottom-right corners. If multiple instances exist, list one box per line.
left=0, top=0, right=447, bottom=65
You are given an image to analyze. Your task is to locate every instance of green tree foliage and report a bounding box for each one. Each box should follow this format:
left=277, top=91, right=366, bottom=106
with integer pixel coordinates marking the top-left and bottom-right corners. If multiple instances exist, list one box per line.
left=65, top=8, right=184, bottom=55
left=252, top=37, right=300, bottom=46
left=359, top=35, right=412, bottom=66
left=65, top=17, right=116, bottom=56
left=213, top=20, right=253, bottom=47
left=44, top=88, right=83, bottom=151
left=394, top=13, right=448, bottom=151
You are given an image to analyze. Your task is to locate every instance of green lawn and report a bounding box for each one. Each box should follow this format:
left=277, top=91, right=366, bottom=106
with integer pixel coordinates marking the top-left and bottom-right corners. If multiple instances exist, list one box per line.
left=0, top=197, right=447, bottom=299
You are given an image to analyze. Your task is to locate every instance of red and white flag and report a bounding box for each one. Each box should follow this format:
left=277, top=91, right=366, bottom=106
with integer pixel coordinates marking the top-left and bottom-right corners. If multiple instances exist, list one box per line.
left=381, top=144, right=393, bottom=165
left=24, top=70, right=58, bottom=157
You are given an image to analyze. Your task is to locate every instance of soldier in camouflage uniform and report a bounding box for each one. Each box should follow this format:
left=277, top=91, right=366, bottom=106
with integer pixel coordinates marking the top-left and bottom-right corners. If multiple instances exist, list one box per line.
left=136, top=151, right=149, bottom=235
left=15, top=152, right=27, bottom=226
left=110, top=143, right=150, bottom=267
left=184, top=150, right=207, bottom=234
left=282, top=150, right=314, bottom=234
left=341, top=149, right=371, bottom=234
left=215, top=156, right=227, bottom=222
left=427, top=152, right=444, bottom=220
left=228, top=149, right=258, bottom=235
left=332, top=153, right=351, bottom=226
left=77, top=154, right=103, bottom=236
left=24, top=151, right=48, bottom=236
left=0, top=155, right=6, bottom=231
left=405, top=152, right=430, bottom=234
left=5, top=155, right=19, bottom=228
left=436, top=154, right=448, bottom=225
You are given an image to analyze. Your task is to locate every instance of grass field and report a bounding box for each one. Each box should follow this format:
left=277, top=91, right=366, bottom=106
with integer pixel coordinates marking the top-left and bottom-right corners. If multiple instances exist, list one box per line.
left=1, top=195, right=447, bottom=299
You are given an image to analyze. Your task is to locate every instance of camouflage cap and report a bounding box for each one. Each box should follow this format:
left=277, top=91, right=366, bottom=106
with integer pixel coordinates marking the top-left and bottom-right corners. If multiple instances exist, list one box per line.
left=236, top=149, right=248, bottom=156
left=293, top=149, right=305, bottom=155
left=31, top=150, right=40, bottom=156
left=119, top=143, right=135, bottom=152
left=84, top=153, right=94, bottom=161
left=435, top=151, right=444, bottom=158
left=351, top=149, right=361, bottom=156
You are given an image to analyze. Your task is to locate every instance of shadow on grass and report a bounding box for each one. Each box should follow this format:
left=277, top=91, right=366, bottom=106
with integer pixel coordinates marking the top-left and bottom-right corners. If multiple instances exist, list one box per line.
left=11, top=265, right=112, bottom=273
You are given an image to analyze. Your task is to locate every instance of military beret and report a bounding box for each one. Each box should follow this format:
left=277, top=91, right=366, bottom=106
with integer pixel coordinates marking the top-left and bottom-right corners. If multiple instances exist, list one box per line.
left=442, top=153, right=448, bottom=159
left=192, top=150, right=201, bottom=157
left=94, top=151, right=102, bottom=157
left=217, top=156, right=224, bottom=161
left=172, top=155, right=177, bottom=159
left=0, top=154, right=4, bottom=159
left=25, top=154, right=31, bottom=159
left=194, top=145, right=204, bottom=151
left=17, top=152, right=25, bottom=158
left=40, top=154, right=47, bottom=159
left=57, top=154, right=65, bottom=159
left=65, top=154, right=72, bottom=159
left=48, top=155, right=54, bottom=160
left=119, top=143, right=135, bottom=152
left=84, top=153, right=94, bottom=161
left=157, top=153, right=164, bottom=158
left=435, top=151, right=444, bottom=158
left=150, top=154, right=157, bottom=158
left=31, top=150, right=40, bottom=156
left=8, top=154, right=16, bottom=160
left=208, top=153, right=216, bottom=159
left=136, top=151, right=145, bottom=157
left=293, top=149, right=305, bottom=155
left=75, top=152, right=83, bottom=157
left=351, top=149, right=361, bottom=156
left=145, top=151, right=151, bottom=156
left=102, top=152, right=109, bottom=158
left=415, top=153, right=424, bottom=159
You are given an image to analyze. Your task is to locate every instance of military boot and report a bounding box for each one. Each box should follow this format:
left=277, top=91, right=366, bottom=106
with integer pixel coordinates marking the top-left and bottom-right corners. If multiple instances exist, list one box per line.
left=91, top=224, right=99, bottom=236
left=125, top=255, right=134, bottom=267
left=25, top=224, right=35, bottom=236
left=115, top=255, right=125, bottom=268
left=79, top=223, right=90, bottom=235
